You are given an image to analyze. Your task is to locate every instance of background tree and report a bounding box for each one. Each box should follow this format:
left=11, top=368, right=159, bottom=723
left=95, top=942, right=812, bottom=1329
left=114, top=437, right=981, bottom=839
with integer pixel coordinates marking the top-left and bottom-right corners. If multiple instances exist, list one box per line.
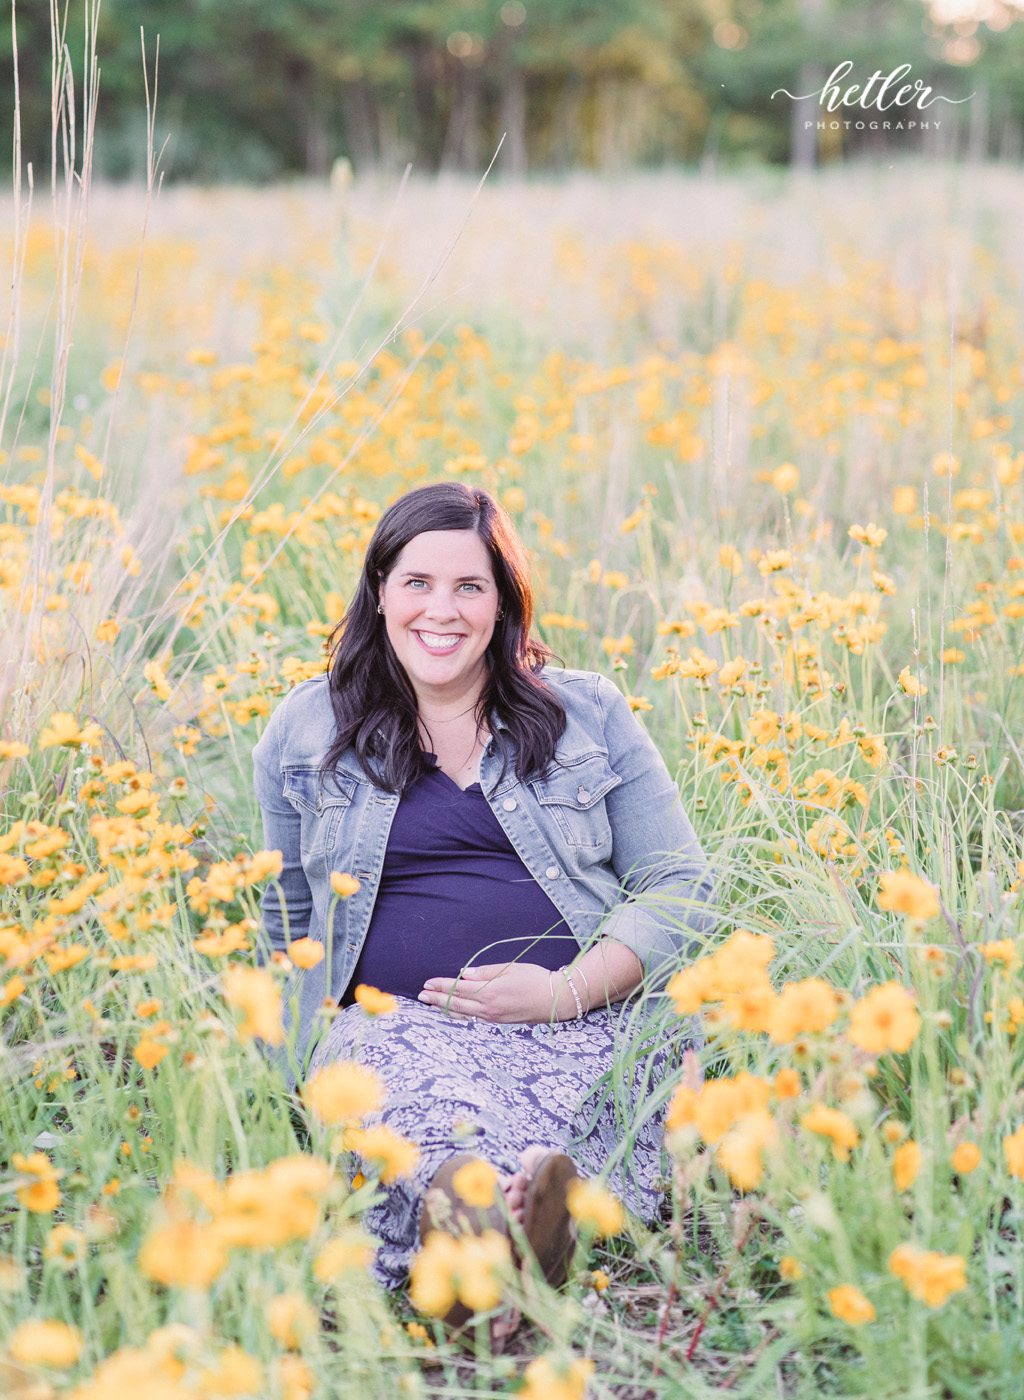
left=0, top=0, right=1018, bottom=181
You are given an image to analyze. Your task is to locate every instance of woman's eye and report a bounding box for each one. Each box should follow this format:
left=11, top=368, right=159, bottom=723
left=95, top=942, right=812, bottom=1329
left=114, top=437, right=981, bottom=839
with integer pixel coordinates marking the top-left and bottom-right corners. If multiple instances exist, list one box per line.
left=407, top=579, right=427, bottom=589
left=460, top=583, right=481, bottom=593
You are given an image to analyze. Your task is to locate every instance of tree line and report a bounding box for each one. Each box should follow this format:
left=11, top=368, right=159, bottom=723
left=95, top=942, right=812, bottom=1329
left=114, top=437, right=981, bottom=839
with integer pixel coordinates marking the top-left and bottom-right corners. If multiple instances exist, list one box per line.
left=2, top=0, right=1021, bottom=181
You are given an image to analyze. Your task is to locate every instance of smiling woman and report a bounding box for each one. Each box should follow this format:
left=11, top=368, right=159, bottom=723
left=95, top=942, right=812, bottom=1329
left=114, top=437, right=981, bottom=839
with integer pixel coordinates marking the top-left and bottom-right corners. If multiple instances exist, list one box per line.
left=251, top=481, right=716, bottom=1342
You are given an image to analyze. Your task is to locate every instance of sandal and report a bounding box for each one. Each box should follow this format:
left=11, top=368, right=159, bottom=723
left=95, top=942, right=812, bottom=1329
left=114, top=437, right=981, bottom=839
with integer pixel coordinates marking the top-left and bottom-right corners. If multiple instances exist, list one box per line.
left=416, top=1149, right=579, bottom=1345
left=418, top=1151, right=519, bottom=1344
left=520, top=1150, right=580, bottom=1289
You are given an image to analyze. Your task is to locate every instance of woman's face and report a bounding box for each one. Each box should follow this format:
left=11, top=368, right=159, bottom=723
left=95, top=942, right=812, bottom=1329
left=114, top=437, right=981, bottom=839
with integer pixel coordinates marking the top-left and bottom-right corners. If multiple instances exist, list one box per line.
left=378, top=529, right=501, bottom=705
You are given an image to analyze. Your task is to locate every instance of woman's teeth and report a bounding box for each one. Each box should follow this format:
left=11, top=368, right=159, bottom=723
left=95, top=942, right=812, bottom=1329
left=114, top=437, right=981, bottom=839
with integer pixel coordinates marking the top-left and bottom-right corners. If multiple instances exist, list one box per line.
left=416, top=632, right=463, bottom=650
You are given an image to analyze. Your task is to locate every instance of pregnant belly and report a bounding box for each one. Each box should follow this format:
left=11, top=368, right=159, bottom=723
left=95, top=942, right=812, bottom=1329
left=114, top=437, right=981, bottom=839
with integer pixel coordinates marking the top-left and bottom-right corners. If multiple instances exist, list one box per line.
left=341, top=880, right=581, bottom=1004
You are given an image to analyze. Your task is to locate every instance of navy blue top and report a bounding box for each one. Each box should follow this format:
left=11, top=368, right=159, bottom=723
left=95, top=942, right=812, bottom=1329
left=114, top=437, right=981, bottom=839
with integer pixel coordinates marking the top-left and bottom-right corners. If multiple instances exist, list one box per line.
left=340, top=755, right=580, bottom=1004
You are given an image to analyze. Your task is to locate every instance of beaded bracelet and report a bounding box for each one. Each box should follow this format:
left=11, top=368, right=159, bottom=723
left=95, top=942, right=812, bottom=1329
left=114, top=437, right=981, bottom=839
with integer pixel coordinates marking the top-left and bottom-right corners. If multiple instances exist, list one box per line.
left=558, top=965, right=585, bottom=1020
left=547, top=967, right=582, bottom=1020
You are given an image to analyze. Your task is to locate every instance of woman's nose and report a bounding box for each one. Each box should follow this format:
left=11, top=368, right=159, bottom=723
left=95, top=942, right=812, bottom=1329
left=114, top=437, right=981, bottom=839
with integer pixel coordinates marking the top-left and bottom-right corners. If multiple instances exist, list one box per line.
left=423, top=589, right=460, bottom=620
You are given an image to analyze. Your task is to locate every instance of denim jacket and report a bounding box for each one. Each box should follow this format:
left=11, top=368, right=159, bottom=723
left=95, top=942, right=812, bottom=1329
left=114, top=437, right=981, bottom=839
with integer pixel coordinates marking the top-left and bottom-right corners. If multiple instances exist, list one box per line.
left=251, top=665, right=716, bottom=1070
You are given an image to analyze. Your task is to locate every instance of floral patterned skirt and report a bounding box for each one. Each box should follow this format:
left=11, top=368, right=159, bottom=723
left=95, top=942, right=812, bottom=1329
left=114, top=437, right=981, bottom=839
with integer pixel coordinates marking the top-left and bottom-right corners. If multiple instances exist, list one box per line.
left=308, top=996, right=699, bottom=1290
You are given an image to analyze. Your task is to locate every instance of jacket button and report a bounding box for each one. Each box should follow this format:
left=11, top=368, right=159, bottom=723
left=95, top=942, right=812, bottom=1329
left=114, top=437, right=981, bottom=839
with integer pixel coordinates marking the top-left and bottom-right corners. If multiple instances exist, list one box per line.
left=502, top=797, right=517, bottom=811
left=545, top=865, right=560, bottom=879
left=577, top=788, right=590, bottom=803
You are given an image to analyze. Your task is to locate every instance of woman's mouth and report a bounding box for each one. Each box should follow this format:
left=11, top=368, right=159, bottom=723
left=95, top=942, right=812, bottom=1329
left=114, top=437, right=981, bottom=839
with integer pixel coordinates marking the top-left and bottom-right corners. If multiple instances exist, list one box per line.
left=413, top=630, right=466, bottom=656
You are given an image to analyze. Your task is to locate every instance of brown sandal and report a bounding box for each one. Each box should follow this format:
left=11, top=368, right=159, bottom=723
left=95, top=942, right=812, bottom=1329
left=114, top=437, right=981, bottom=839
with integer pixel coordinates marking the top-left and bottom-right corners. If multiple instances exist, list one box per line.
left=418, top=1151, right=515, bottom=1337
left=416, top=1149, right=579, bottom=1342
left=520, top=1150, right=579, bottom=1288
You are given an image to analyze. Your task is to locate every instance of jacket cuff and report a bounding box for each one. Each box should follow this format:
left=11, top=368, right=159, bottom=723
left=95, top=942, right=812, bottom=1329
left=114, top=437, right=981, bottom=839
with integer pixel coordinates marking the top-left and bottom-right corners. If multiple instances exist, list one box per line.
left=597, top=878, right=717, bottom=991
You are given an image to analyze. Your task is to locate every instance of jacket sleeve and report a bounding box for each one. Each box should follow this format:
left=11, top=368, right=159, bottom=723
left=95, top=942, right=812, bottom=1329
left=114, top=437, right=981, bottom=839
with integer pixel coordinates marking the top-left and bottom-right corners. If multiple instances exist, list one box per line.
left=593, top=674, right=716, bottom=989
left=251, top=701, right=315, bottom=954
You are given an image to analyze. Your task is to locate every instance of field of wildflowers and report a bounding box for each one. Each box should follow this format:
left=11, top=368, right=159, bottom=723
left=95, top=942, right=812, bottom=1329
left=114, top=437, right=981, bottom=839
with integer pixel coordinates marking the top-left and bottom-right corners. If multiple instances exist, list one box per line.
left=3, top=158, right=1024, bottom=1399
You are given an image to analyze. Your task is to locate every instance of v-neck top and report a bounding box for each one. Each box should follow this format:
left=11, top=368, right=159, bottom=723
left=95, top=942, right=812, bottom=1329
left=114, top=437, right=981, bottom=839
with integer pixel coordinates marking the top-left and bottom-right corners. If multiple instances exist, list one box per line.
left=340, top=754, right=580, bottom=1004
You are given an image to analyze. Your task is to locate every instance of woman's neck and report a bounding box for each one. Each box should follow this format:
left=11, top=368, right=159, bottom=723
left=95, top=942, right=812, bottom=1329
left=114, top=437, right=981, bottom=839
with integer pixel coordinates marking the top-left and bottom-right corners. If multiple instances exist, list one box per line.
left=412, top=664, right=489, bottom=728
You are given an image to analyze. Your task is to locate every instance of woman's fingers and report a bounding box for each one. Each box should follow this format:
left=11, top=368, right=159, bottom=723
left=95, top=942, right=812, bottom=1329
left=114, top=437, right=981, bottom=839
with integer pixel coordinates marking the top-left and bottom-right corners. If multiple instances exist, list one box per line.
left=417, top=990, right=478, bottom=1018
left=421, top=976, right=481, bottom=998
left=460, top=963, right=510, bottom=979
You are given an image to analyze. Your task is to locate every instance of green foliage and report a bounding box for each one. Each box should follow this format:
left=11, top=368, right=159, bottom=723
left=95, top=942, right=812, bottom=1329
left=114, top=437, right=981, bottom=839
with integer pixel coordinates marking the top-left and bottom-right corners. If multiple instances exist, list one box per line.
left=4, top=0, right=1024, bottom=180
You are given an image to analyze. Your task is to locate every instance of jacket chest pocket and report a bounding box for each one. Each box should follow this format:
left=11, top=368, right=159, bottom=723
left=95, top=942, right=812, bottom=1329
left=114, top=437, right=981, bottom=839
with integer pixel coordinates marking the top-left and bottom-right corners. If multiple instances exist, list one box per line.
left=529, top=753, right=621, bottom=862
left=282, top=768, right=356, bottom=858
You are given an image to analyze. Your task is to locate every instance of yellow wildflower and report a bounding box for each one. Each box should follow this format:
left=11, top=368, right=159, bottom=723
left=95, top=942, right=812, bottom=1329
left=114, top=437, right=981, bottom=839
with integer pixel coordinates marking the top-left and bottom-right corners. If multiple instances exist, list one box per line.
left=134, top=1038, right=169, bottom=1070
left=893, top=1140, right=922, bottom=1192
left=849, top=522, right=887, bottom=547
left=801, top=1104, right=860, bottom=1162
left=877, top=871, right=939, bottom=922
left=774, top=1068, right=802, bottom=1099
left=143, top=662, right=173, bottom=701
left=519, top=1353, right=595, bottom=1400
left=410, top=1229, right=511, bottom=1315
left=266, top=1293, right=317, bottom=1350
left=452, top=1158, right=498, bottom=1207
left=12, top=1152, right=62, bottom=1213
left=897, top=666, right=926, bottom=696
left=345, top=1124, right=419, bottom=1182
left=198, top=1345, right=264, bottom=1396
left=715, top=1109, right=777, bottom=1190
left=1003, top=1125, right=1024, bottom=1179
left=223, top=966, right=283, bottom=1045
left=888, top=1244, right=967, bottom=1307
left=288, top=937, right=324, bottom=969
left=828, top=1285, right=876, bottom=1325
left=848, top=982, right=921, bottom=1054
left=138, top=1219, right=228, bottom=1288
left=769, top=978, right=839, bottom=1043
left=38, top=712, right=105, bottom=749
left=770, top=462, right=799, bottom=493
left=44, top=1223, right=86, bottom=1271
left=951, top=1142, right=981, bottom=1175
left=566, top=1178, right=625, bottom=1237
left=313, top=1229, right=375, bottom=1281
left=8, top=1317, right=83, bottom=1366
left=330, top=872, right=361, bottom=898
left=215, top=1156, right=331, bottom=1248
left=302, top=1061, right=384, bottom=1125
left=354, top=983, right=398, bottom=1015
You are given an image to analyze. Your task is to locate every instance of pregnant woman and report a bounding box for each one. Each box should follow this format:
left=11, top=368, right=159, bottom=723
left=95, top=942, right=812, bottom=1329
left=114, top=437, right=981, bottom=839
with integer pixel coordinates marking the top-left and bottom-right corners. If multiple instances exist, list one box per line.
left=251, top=481, right=715, bottom=1335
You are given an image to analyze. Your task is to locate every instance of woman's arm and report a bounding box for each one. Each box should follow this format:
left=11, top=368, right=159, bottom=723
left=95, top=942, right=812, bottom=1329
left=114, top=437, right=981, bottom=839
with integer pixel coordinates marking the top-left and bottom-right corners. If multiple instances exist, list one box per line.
left=417, top=939, right=642, bottom=1023
left=593, top=674, right=716, bottom=988
left=251, top=713, right=315, bottom=955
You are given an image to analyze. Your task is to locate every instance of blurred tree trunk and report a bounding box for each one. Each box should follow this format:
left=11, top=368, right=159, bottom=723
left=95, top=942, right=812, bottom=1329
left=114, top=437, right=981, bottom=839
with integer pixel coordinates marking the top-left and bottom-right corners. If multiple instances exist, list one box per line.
left=306, top=100, right=330, bottom=176
left=790, top=61, right=824, bottom=168
left=410, top=40, right=443, bottom=171
left=790, top=0, right=826, bottom=168
left=499, top=67, right=527, bottom=174
left=998, top=115, right=1022, bottom=163
left=340, top=80, right=378, bottom=171
left=441, top=63, right=481, bottom=171
left=968, top=81, right=989, bottom=163
left=550, top=74, right=585, bottom=170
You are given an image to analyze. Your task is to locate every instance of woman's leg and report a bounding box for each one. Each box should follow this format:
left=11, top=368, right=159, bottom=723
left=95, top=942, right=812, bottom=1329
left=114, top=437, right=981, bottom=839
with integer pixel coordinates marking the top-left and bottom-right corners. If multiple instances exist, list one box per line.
left=306, top=998, right=688, bottom=1285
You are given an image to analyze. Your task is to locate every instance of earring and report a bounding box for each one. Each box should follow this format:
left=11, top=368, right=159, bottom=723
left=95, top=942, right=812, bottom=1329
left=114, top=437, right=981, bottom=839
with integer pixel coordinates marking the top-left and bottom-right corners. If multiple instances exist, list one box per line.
left=495, top=609, right=504, bottom=620
left=377, top=603, right=384, bottom=615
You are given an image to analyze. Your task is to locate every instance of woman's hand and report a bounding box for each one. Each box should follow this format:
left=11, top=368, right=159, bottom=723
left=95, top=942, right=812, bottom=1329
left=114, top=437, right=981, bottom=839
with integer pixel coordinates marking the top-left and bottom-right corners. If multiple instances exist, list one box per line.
left=418, top=962, right=561, bottom=1024
left=417, top=941, right=644, bottom=1024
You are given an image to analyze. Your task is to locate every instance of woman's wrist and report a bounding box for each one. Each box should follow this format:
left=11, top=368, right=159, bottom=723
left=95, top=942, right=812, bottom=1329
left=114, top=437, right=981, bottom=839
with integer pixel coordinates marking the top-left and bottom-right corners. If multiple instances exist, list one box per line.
left=547, top=968, right=580, bottom=1021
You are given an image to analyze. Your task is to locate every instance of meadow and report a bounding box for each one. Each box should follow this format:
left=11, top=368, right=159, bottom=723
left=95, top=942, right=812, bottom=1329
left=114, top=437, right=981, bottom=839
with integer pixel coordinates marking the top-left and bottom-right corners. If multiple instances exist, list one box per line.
left=3, top=159, right=1024, bottom=1398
